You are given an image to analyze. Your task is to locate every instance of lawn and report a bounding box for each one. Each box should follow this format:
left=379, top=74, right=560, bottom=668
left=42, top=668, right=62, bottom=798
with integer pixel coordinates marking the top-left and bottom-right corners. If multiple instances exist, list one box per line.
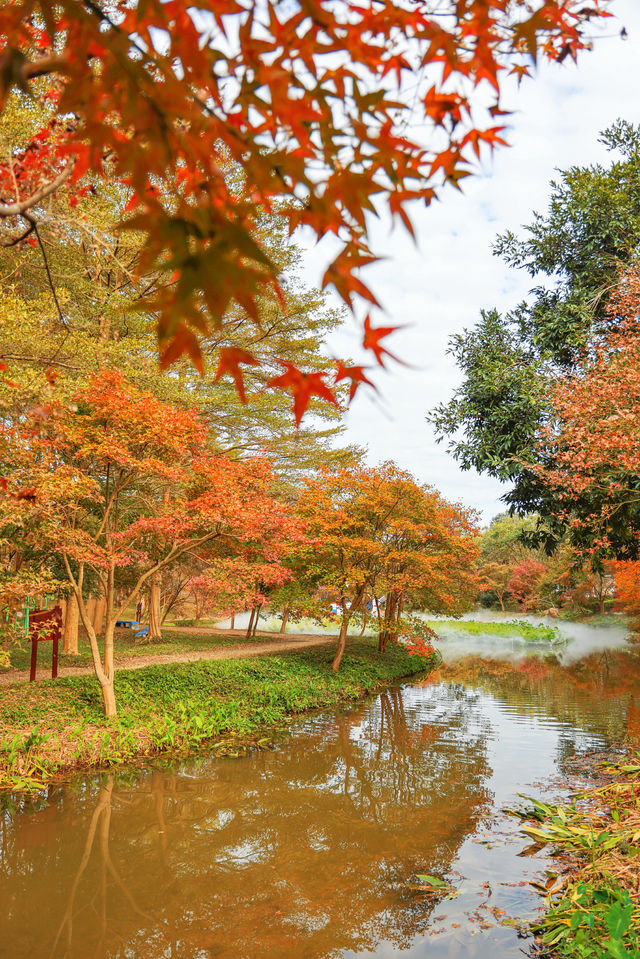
left=0, top=638, right=436, bottom=791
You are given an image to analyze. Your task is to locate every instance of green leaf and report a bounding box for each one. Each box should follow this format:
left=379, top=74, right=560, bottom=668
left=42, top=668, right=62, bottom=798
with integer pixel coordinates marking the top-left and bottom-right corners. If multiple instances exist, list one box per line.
left=607, top=901, right=633, bottom=940
left=416, top=875, right=447, bottom=887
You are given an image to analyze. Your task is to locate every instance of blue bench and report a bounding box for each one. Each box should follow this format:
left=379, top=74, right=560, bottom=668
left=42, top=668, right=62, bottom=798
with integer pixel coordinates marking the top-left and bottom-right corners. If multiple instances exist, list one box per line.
left=115, top=620, right=149, bottom=639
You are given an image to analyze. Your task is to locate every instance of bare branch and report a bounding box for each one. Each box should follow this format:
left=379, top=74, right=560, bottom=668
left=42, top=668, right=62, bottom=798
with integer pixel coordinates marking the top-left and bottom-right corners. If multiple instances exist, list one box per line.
left=0, top=163, right=73, bottom=217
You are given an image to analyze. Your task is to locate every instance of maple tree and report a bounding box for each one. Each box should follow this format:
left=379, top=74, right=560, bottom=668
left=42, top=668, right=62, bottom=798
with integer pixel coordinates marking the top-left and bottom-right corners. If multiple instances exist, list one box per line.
left=432, top=122, right=640, bottom=551
left=532, top=266, right=640, bottom=562
left=0, top=0, right=610, bottom=422
left=297, top=461, right=479, bottom=670
left=613, top=561, right=640, bottom=627
left=507, top=558, right=546, bottom=611
left=0, top=370, right=300, bottom=715
left=0, top=95, right=359, bottom=482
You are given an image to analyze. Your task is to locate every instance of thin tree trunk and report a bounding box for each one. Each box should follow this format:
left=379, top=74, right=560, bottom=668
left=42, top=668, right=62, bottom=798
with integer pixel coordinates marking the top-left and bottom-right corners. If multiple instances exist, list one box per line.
left=332, top=615, right=350, bottom=672
left=64, top=558, right=118, bottom=717
left=148, top=573, right=162, bottom=640
left=63, top=592, right=79, bottom=654
left=252, top=604, right=262, bottom=637
left=230, top=613, right=235, bottom=630
left=280, top=606, right=290, bottom=634
left=85, top=593, right=97, bottom=629
left=245, top=607, right=256, bottom=640
left=93, top=593, right=106, bottom=635
left=379, top=592, right=396, bottom=653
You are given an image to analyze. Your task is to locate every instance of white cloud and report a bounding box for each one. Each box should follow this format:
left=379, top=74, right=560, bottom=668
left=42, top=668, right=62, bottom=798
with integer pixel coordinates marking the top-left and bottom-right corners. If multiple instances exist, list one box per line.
left=299, top=0, right=640, bottom=524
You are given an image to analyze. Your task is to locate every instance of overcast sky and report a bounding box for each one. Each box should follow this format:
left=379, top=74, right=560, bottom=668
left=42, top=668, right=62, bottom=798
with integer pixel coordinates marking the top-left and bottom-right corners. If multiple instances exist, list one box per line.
left=299, top=0, right=640, bottom=526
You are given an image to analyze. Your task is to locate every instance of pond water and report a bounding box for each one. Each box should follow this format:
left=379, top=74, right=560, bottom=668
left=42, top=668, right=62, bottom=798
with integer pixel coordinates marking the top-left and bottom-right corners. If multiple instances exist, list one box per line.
left=2, top=620, right=640, bottom=959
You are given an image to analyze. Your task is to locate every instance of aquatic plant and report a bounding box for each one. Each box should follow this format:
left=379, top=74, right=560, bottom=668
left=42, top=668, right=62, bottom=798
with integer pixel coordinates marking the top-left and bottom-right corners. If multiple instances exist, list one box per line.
left=510, top=756, right=640, bottom=957
left=426, top=619, right=565, bottom=644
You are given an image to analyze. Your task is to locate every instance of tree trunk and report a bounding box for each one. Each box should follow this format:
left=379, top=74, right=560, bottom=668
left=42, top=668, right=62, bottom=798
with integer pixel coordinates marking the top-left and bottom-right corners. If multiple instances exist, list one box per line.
left=85, top=594, right=97, bottom=628
left=148, top=573, right=162, bottom=640
left=379, top=592, right=396, bottom=653
left=332, top=616, right=350, bottom=672
left=101, top=678, right=117, bottom=717
left=93, top=593, right=106, bottom=635
left=193, top=594, right=202, bottom=627
left=245, top=607, right=256, bottom=640
left=230, top=613, right=235, bottom=630
left=252, top=604, right=262, bottom=637
left=280, top=606, right=290, bottom=634
left=63, top=592, right=79, bottom=654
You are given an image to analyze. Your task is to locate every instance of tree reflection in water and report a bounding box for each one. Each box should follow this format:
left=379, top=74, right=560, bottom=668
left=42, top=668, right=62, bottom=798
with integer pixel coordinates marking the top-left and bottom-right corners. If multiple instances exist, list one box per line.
left=1, top=685, right=493, bottom=959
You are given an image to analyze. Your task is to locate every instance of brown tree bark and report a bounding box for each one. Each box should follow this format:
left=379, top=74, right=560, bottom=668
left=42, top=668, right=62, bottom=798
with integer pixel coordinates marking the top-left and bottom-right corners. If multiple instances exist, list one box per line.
left=251, top=604, right=262, bottom=637
left=63, top=592, right=79, bottom=654
left=85, top=594, right=97, bottom=628
left=245, top=607, right=256, bottom=640
left=148, top=573, right=162, bottom=640
left=280, top=606, right=290, bottom=634
left=93, top=593, right=106, bottom=635
left=332, top=616, right=350, bottom=672
left=333, top=587, right=366, bottom=672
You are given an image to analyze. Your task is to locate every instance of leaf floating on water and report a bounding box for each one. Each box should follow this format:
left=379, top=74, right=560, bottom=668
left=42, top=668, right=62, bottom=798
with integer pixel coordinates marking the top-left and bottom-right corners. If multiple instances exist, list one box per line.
left=517, top=841, right=546, bottom=857
left=416, top=875, right=448, bottom=887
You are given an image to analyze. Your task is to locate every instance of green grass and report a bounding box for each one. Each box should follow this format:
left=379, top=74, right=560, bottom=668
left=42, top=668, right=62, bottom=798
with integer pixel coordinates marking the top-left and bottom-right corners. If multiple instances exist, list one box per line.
left=1, top=627, right=249, bottom=673
left=427, top=618, right=566, bottom=644
left=0, top=638, right=435, bottom=791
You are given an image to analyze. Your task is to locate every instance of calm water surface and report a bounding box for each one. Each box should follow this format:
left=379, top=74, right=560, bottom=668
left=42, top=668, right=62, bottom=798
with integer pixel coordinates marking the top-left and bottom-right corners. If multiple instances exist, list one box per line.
left=2, top=623, right=640, bottom=959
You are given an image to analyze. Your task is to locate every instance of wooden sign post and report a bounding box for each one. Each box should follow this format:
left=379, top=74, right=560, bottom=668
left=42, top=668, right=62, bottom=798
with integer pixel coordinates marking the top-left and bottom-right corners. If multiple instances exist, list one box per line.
left=29, top=607, right=62, bottom=682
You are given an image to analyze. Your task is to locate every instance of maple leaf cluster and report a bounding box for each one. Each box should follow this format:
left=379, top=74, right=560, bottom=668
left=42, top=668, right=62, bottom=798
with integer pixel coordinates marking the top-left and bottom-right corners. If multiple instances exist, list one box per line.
left=0, top=0, right=611, bottom=422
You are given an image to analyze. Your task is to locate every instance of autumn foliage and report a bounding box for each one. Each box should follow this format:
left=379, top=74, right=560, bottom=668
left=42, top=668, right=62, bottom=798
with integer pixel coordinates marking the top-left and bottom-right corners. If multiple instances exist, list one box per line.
left=1, top=370, right=301, bottom=714
left=0, top=0, right=610, bottom=421
left=297, top=462, right=479, bottom=670
left=535, top=266, right=640, bottom=559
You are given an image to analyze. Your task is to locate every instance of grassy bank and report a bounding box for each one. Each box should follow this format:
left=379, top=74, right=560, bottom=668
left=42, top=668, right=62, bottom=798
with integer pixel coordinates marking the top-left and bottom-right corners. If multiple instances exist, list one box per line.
left=0, top=639, right=434, bottom=792
left=428, top=618, right=565, bottom=644
left=511, top=754, right=640, bottom=957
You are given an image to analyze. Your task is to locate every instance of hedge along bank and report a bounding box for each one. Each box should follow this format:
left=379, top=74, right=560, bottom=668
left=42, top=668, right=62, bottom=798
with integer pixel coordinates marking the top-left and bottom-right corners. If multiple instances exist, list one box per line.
left=0, top=639, right=439, bottom=792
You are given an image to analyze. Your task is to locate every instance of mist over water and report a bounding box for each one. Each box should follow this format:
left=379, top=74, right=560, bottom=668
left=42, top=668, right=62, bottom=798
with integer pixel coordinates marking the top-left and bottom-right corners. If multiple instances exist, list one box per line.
left=215, top=608, right=632, bottom=665
left=425, top=612, right=631, bottom=665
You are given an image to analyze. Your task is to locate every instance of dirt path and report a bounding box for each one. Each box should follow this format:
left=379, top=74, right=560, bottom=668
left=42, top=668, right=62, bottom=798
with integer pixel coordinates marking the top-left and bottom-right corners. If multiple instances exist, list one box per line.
left=0, top=631, right=336, bottom=687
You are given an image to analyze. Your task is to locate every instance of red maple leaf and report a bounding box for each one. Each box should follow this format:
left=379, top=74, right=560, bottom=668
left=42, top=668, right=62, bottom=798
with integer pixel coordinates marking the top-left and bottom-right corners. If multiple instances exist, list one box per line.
left=214, top=347, right=259, bottom=403
left=15, top=487, right=37, bottom=502
left=159, top=324, right=204, bottom=375
left=334, top=362, right=377, bottom=402
left=267, top=362, right=338, bottom=426
left=362, top=315, right=404, bottom=367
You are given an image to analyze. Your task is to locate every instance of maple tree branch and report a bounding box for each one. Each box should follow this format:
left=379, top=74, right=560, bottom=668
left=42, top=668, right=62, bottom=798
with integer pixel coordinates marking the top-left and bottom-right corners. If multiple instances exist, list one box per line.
left=115, top=530, right=223, bottom=622
left=0, top=163, right=73, bottom=217
left=19, top=53, right=70, bottom=82
left=0, top=354, right=82, bottom=371
left=32, top=220, right=70, bottom=332
left=1, top=218, right=35, bottom=247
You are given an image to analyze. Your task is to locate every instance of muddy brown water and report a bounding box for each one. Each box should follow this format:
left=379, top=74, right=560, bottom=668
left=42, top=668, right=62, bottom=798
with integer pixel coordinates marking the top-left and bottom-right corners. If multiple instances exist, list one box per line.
left=2, top=624, right=639, bottom=959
